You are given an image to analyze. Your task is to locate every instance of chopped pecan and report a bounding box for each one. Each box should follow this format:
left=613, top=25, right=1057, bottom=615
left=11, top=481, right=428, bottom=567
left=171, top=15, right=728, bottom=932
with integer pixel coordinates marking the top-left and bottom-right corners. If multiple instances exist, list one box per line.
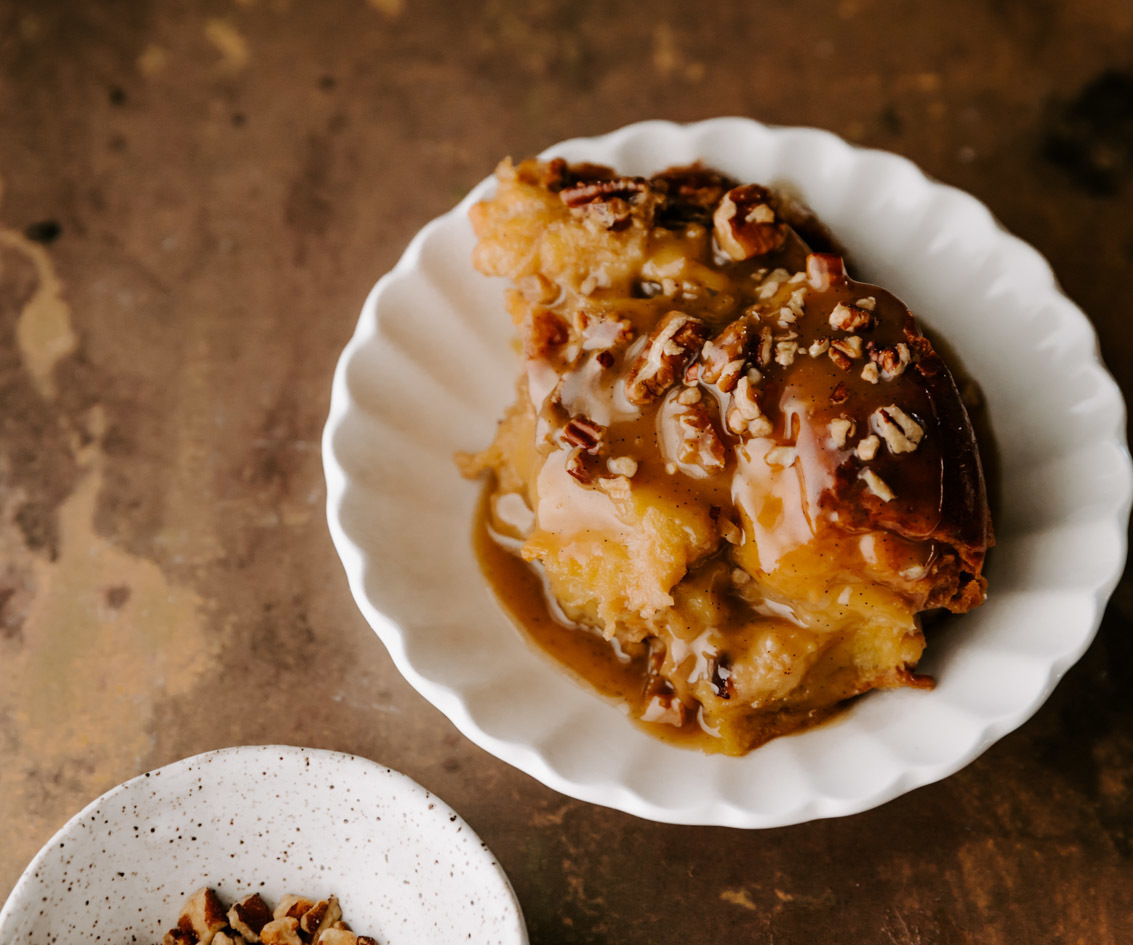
left=829, top=301, right=874, bottom=331
left=260, top=918, right=303, bottom=945
left=808, top=337, right=830, bottom=357
left=871, top=405, right=924, bottom=453
left=607, top=455, right=639, bottom=477
left=673, top=402, right=728, bottom=474
left=712, top=184, right=788, bottom=260
left=764, top=445, right=797, bottom=467
left=299, top=898, right=343, bottom=943
left=828, top=417, right=855, bottom=449
left=560, top=416, right=605, bottom=453
left=524, top=307, right=569, bottom=358
left=806, top=252, right=847, bottom=291
left=274, top=896, right=314, bottom=922
left=624, top=311, right=709, bottom=405
left=830, top=381, right=849, bottom=405
left=859, top=467, right=895, bottom=502
left=775, top=340, right=798, bottom=366
left=699, top=315, right=757, bottom=391
left=861, top=362, right=880, bottom=384
left=828, top=347, right=852, bottom=370
left=228, top=894, right=272, bottom=942
left=565, top=448, right=596, bottom=484
left=856, top=434, right=880, bottom=461
left=176, top=888, right=228, bottom=945
left=868, top=341, right=911, bottom=379
left=830, top=335, right=863, bottom=359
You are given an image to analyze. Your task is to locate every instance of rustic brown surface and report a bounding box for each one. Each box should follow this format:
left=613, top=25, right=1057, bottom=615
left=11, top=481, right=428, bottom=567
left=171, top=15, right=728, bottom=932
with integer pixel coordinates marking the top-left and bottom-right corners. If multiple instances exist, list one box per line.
left=2, top=1, right=1132, bottom=942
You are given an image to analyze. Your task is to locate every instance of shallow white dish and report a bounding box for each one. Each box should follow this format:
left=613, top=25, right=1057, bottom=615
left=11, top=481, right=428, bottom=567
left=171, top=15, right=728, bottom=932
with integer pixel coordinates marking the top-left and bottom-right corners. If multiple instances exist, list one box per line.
left=0, top=746, right=526, bottom=945
left=322, top=118, right=1132, bottom=827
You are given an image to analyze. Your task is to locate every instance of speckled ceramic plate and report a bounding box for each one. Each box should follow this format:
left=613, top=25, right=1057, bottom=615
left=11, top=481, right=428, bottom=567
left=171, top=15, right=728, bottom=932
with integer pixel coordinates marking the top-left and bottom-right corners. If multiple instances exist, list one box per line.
left=0, top=746, right=526, bottom=945
left=322, top=117, right=1133, bottom=827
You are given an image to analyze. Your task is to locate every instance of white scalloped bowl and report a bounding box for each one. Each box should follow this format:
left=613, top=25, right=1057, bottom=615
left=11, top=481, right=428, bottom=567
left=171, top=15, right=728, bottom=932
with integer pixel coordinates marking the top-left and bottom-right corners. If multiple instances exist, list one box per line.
left=322, top=118, right=1132, bottom=827
left=0, top=747, right=527, bottom=945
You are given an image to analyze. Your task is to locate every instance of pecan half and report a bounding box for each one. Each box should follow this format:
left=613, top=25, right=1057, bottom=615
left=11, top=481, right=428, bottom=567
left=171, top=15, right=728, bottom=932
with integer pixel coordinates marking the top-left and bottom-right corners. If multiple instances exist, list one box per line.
left=651, top=164, right=738, bottom=225
left=624, top=311, right=709, bottom=405
left=713, top=184, right=788, bottom=260
left=560, top=177, right=649, bottom=230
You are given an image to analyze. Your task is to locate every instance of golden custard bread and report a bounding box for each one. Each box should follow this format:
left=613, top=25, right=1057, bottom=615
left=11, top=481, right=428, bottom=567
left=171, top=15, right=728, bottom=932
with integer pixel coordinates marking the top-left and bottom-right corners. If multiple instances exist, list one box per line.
left=459, top=157, right=993, bottom=755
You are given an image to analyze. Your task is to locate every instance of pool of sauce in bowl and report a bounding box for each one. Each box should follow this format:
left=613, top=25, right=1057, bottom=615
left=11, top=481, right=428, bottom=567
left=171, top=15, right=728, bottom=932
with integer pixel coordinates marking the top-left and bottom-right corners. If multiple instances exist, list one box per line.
left=472, top=485, right=855, bottom=752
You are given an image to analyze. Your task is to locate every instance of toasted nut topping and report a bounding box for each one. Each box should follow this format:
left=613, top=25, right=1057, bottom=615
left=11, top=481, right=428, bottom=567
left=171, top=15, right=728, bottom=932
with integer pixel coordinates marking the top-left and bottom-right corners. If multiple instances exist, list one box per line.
left=856, top=434, right=880, bottom=461
left=523, top=308, right=566, bottom=355
left=747, top=416, right=773, bottom=437
left=808, top=337, right=830, bottom=358
left=699, top=316, right=756, bottom=391
left=764, top=445, right=797, bottom=467
left=871, top=405, right=925, bottom=453
left=228, top=894, right=272, bottom=942
left=717, top=358, right=746, bottom=391
left=855, top=296, right=877, bottom=311
left=731, top=376, right=763, bottom=421
left=830, top=335, right=863, bottom=359
left=861, top=362, right=880, bottom=384
left=560, top=416, right=605, bottom=453
left=607, top=455, right=639, bottom=477
left=177, top=888, right=228, bottom=945
left=870, top=341, right=911, bottom=379
left=758, top=326, right=774, bottom=366
left=829, top=348, right=852, bottom=370
left=673, top=402, right=728, bottom=474
left=274, top=896, right=314, bottom=921
left=624, top=311, right=709, bottom=405
left=599, top=475, right=633, bottom=502
left=300, top=898, right=343, bottom=943
left=775, top=340, right=798, bottom=366
left=719, top=516, right=743, bottom=544
left=829, top=302, right=873, bottom=331
left=565, top=448, right=595, bottom=484
left=828, top=417, right=855, bottom=449
left=806, top=252, right=847, bottom=290
left=677, top=387, right=701, bottom=405
left=777, top=306, right=797, bottom=327
left=713, top=185, right=788, bottom=260
left=859, top=467, right=895, bottom=502
left=830, top=381, right=849, bottom=404
left=260, top=918, right=303, bottom=945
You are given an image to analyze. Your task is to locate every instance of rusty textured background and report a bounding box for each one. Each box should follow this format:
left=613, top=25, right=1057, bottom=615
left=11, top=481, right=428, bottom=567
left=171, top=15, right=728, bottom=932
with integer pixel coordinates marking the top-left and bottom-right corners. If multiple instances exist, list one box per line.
left=2, top=1, right=1132, bottom=942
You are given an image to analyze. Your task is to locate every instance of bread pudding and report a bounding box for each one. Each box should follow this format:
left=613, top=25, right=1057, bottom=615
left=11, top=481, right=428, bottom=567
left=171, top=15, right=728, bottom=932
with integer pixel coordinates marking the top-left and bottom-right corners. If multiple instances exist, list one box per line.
left=458, top=157, right=993, bottom=755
